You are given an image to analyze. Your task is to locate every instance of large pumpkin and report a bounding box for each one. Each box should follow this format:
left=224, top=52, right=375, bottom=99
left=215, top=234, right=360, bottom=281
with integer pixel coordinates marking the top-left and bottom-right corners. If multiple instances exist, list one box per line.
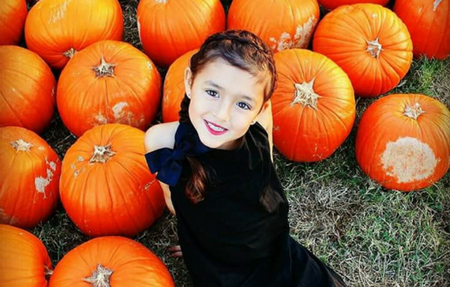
left=49, top=236, right=174, bottom=287
left=394, top=0, right=450, bottom=60
left=60, top=124, right=165, bottom=237
left=25, top=0, right=123, bottom=69
left=318, top=0, right=389, bottom=10
left=137, top=0, right=225, bottom=67
left=313, top=4, right=413, bottom=97
left=57, top=40, right=161, bottom=137
left=0, top=224, right=53, bottom=287
left=0, top=0, right=28, bottom=45
left=0, top=46, right=56, bottom=133
left=0, top=127, right=60, bottom=228
left=228, top=0, right=320, bottom=53
left=355, top=94, right=450, bottom=191
left=163, top=49, right=198, bottom=123
left=271, top=49, right=355, bottom=162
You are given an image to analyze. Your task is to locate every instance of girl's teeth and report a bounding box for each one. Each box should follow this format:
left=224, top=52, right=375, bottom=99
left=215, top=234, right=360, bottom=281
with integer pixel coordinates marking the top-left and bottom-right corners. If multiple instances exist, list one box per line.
left=207, top=122, right=224, bottom=131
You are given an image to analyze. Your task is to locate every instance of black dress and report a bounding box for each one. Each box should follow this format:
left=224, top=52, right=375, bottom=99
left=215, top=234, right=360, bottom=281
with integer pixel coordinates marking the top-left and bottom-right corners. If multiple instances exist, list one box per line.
left=146, top=122, right=346, bottom=287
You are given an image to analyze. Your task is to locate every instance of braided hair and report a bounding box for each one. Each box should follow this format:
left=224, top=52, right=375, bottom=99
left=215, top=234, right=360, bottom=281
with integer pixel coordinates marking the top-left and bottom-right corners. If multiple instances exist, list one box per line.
left=179, top=30, right=277, bottom=203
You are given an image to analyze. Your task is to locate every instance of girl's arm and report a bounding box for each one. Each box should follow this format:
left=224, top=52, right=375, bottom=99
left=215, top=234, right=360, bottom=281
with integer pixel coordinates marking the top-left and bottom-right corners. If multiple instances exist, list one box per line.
left=144, top=122, right=179, bottom=215
left=256, top=100, right=274, bottom=161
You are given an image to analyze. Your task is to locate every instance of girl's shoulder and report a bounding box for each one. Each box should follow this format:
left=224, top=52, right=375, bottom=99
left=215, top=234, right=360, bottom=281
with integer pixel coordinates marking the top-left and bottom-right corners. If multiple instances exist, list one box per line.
left=144, top=122, right=180, bottom=153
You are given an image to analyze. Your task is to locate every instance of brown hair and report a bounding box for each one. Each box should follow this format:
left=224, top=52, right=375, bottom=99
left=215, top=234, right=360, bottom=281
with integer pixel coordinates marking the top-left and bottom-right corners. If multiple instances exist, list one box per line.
left=179, top=29, right=277, bottom=203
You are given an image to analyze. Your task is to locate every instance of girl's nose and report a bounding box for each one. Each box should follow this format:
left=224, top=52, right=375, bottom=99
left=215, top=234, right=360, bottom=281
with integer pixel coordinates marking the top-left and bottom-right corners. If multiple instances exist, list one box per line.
left=213, top=102, right=231, bottom=122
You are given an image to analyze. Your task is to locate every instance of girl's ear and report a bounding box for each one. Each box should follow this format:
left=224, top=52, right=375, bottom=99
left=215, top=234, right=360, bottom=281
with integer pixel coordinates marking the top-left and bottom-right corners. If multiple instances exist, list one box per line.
left=184, top=67, right=193, bottom=98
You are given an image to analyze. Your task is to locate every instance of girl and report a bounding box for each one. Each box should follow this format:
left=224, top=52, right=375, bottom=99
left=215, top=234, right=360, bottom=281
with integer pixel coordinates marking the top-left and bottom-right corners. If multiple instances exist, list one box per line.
left=144, top=30, right=346, bottom=287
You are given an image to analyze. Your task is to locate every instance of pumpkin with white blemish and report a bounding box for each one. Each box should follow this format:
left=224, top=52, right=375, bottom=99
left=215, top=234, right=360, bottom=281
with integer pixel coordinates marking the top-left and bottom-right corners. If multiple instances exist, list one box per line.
left=49, top=236, right=174, bottom=287
left=60, top=124, right=165, bottom=237
left=57, top=40, right=161, bottom=137
left=0, top=127, right=60, bottom=228
left=271, top=49, right=356, bottom=162
left=355, top=94, right=450, bottom=191
left=0, top=0, right=28, bottom=45
left=227, top=0, right=320, bottom=53
left=25, top=0, right=123, bottom=70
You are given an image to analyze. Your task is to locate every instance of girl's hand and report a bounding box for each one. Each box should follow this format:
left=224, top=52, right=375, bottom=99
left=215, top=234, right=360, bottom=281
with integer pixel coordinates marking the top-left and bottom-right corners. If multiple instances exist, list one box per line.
left=168, top=245, right=183, bottom=258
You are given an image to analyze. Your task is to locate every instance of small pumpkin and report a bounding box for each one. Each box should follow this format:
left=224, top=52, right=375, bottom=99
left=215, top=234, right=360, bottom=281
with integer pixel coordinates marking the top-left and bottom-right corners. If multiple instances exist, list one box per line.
left=25, top=0, right=123, bottom=69
left=60, top=124, right=165, bottom=237
left=0, top=126, right=60, bottom=228
left=0, top=45, right=56, bottom=133
left=318, top=0, right=389, bottom=10
left=228, top=0, right=320, bottom=53
left=137, top=0, right=225, bottom=67
left=49, top=236, right=175, bottom=287
left=163, top=49, right=198, bottom=123
left=0, top=224, right=53, bottom=287
left=57, top=40, right=161, bottom=137
left=0, top=0, right=28, bottom=45
left=394, top=0, right=449, bottom=60
left=355, top=94, right=450, bottom=191
left=271, top=49, right=356, bottom=162
left=313, top=4, right=413, bottom=97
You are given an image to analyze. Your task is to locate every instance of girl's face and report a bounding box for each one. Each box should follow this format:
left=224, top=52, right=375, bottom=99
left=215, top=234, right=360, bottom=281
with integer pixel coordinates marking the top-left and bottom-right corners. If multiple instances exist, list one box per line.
left=185, top=58, right=269, bottom=150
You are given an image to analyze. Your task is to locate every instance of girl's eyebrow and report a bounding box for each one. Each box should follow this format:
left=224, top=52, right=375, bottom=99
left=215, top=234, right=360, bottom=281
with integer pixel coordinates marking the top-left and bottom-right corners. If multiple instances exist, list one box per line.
left=204, top=81, right=255, bottom=104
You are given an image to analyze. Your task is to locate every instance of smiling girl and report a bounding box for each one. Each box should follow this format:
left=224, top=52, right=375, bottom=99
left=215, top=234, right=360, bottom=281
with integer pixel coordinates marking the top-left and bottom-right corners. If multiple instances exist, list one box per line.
left=144, top=30, right=346, bottom=287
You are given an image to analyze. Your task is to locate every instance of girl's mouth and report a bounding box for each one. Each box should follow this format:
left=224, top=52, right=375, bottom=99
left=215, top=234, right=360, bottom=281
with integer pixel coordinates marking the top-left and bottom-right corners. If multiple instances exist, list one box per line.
left=204, top=120, right=228, bottom=135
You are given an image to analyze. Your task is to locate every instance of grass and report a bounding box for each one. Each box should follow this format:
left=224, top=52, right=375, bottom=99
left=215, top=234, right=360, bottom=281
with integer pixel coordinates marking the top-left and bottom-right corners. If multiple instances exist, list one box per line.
left=24, top=0, right=450, bottom=286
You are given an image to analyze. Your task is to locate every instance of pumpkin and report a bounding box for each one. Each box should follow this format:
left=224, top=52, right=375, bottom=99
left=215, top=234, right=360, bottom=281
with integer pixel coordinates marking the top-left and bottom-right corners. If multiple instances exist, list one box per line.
left=313, top=4, right=413, bottom=97
left=271, top=49, right=356, bottom=162
left=0, top=0, right=28, bottom=45
left=25, top=0, right=123, bottom=69
left=0, top=224, right=53, bottom=287
left=59, top=124, right=165, bottom=237
left=228, top=0, right=320, bottom=53
left=49, top=236, right=174, bottom=287
left=355, top=94, right=450, bottom=191
left=57, top=40, right=161, bottom=137
left=137, top=0, right=225, bottom=67
left=318, top=0, right=389, bottom=10
left=0, top=46, right=56, bottom=133
left=394, top=0, right=450, bottom=60
left=0, top=127, right=60, bottom=228
left=163, top=49, right=198, bottom=123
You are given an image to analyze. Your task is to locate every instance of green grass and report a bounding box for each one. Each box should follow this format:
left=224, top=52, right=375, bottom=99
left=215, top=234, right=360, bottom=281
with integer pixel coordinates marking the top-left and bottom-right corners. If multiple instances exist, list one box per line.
left=25, top=0, right=450, bottom=286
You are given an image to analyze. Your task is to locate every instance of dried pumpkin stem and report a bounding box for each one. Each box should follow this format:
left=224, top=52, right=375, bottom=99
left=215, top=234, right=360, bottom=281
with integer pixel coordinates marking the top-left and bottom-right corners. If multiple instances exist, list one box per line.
left=10, top=139, right=32, bottom=151
left=83, top=264, right=114, bottom=287
left=63, top=48, right=76, bottom=58
left=366, top=37, right=383, bottom=58
left=291, top=78, right=321, bottom=110
left=92, top=56, right=116, bottom=78
left=404, top=103, right=425, bottom=120
left=90, top=144, right=115, bottom=164
left=44, top=265, right=53, bottom=281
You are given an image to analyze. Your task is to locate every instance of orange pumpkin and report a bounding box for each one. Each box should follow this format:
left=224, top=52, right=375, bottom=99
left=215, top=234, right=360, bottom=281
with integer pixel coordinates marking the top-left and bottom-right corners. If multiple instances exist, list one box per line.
left=57, top=40, right=161, bottom=137
left=228, top=0, right=320, bottom=53
left=318, top=0, right=389, bottom=10
left=137, top=0, right=225, bottom=67
left=394, top=0, right=450, bottom=60
left=0, top=127, right=60, bottom=228
left=49, top=236, right=174, bottom=287
left=60, top=124, right=165, bottom=237
left=313, top=4, right=413, bottom=97
left=163, top=49, right=198, bottom=123
left=0, top=46, right=56, bottom=133
left=0, top=0, right=28, bottom=45
left=25, top=0, right=123, bottom=69
left=0, top=224, right=53, bottom=287
left=355, top=94, right=450, bottom=191
left=271, top=49, right=356, bottom=162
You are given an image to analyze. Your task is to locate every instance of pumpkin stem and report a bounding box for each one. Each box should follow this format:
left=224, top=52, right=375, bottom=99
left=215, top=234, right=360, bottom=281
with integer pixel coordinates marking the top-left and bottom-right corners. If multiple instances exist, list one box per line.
left=44, top=265, right=53, bottom=281
left=92, top=56, right=116, bottom=78
left=404, top=103, right=425, bottom=120
left=83, top=264, right=114, bottom=287
left=10, top=139, right=33, bottom=151
left=292, top=78, right=321, bottom=110
left=366, top=37, right=383, bottom=58
left=63, top=48, right=76, bottom=59
left=90, top=144, right=115, bottom=164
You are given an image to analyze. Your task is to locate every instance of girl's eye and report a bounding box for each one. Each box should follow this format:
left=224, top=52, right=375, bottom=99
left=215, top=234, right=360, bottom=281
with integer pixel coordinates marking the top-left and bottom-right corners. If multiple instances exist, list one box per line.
left=237, top=102, right=251, bottom=110
left=206, top=90, right=219, bottom=98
